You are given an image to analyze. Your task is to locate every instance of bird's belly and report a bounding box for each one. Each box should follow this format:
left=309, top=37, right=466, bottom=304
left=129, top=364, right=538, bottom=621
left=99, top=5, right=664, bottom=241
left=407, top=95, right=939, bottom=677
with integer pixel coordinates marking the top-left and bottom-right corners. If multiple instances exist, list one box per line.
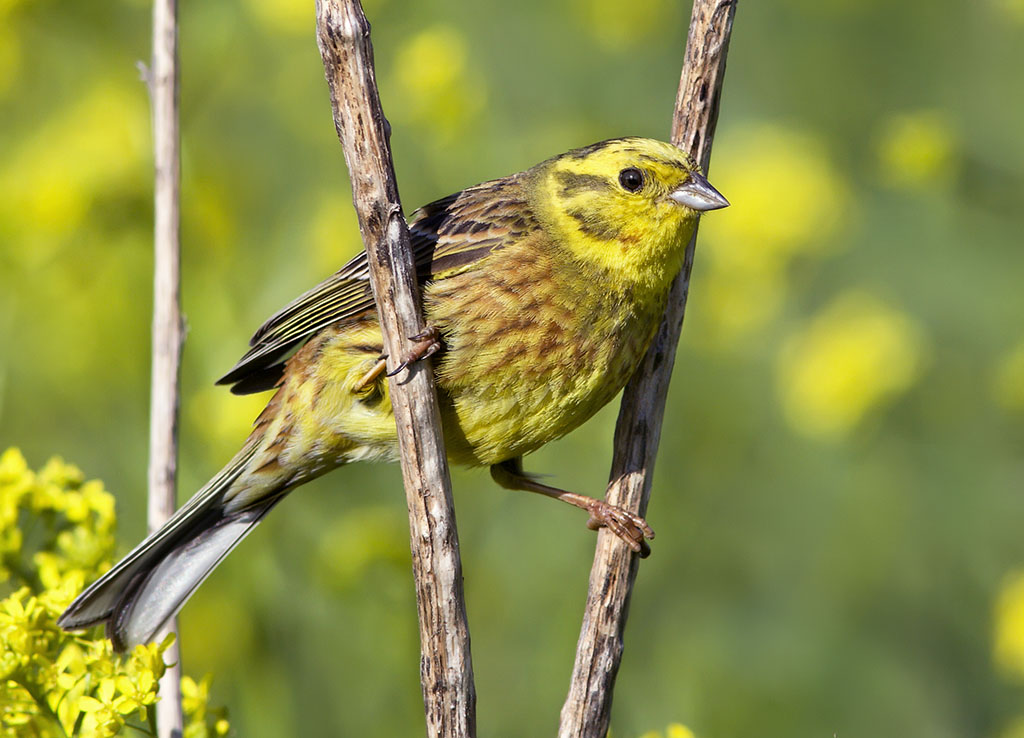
left=291, top=325, right=645, bottom=469
left=282, top=260, right=664, bottom=470
left=439, top=367, right=620, bottom=466
left=436, top=318, right=655, bottom=467
left=425, top=256, right=663, bottom=467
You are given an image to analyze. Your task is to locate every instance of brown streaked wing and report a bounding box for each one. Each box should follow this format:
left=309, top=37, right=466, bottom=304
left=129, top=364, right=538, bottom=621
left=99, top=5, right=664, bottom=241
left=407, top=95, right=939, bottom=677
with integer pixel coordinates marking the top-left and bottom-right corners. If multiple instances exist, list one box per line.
left=425, top=173, right=534, bottom=279
left=217, top=174, right=531, bottom=394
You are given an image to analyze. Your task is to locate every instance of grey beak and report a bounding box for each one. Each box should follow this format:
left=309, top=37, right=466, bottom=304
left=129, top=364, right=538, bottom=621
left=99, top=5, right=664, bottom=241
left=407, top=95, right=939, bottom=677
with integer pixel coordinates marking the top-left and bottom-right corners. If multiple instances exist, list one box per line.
left=669, top=171, right=730, bottom=211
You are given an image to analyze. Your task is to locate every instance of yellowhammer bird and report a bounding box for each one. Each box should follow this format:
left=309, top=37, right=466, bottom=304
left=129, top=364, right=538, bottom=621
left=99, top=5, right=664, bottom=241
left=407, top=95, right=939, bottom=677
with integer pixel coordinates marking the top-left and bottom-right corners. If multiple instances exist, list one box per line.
left=58, top=137, right=728, bottom=650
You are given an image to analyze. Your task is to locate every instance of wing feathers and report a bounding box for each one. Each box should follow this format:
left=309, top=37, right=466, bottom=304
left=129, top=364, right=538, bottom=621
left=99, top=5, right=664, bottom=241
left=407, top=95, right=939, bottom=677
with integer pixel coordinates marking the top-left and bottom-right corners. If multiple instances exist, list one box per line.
left=218, top=174, right=530, bottom=392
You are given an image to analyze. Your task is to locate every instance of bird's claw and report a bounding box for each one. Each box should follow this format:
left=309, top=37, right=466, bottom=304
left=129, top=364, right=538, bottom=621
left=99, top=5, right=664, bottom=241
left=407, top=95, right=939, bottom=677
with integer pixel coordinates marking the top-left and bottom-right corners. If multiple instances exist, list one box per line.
left=585, top=500, right=655, bottom=558
left=387, top=326, right=443, bottom=377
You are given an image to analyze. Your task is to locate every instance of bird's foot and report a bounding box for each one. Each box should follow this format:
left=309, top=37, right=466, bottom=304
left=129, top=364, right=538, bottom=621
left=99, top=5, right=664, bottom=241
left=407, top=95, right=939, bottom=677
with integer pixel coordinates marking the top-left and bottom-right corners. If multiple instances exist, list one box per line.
left=584, top=500, right=655, bottom=558
left=387, top=326, right=443, bottom=377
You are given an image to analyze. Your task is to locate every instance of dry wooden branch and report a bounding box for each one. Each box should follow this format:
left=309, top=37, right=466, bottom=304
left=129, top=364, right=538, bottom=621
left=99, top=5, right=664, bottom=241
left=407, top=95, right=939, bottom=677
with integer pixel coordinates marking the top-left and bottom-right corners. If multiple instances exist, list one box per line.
left=558, top=2, right=737, bottom=736
left=147, top=0, right=184, bottom=735
left=314, top=2, right=476, bottom=736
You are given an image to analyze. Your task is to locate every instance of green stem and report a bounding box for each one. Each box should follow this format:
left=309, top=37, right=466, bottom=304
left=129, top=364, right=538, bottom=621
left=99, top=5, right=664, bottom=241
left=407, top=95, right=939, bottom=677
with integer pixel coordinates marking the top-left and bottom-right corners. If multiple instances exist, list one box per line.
left=124, top=718, right=158, bottom=736
left=13, top=677, right=70, bottom=738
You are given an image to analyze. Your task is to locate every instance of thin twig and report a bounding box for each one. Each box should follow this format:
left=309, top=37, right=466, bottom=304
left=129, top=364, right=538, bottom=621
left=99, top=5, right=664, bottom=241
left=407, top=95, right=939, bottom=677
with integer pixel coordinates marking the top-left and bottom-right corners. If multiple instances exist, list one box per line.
left=147, top=0, right=184, bottom=735
left=558, top=2, right=737, bottom=736
left=314, top=2, right=476, bottom=736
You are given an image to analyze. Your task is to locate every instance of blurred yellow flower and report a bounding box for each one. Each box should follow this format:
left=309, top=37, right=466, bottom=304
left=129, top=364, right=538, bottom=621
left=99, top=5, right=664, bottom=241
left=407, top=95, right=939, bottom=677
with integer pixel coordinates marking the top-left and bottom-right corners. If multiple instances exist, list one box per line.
left=992, top=0, right=1024, bottom=23
left=1001, top=716, right=1024, bottom=738
left=182, top=672, right=231, bottom=738
left=667, top=725, right=697, bottom=738
left=0, top=83, right=147, bottom=262
left=242, top=0, right=310, bottom=35
left=993, top=340, right=1024, bottom=411
left=573, top=0, right=670, bottom=50
left=391, top=25, right=486, bottom=141
left=996, top=571, right=1024, bottom=678
left=876, top=110, right=957, bottom=189
left=706, top=125, right=847, bottom=269
left=777, top=292, right=926, bottom=438
left=637, top=723, right=698, bottom=738
left=697, top=124, right=848, bottom=345
left=0, top=0, right=26, bottom=16
left=181, top=674, right=210, bottom=713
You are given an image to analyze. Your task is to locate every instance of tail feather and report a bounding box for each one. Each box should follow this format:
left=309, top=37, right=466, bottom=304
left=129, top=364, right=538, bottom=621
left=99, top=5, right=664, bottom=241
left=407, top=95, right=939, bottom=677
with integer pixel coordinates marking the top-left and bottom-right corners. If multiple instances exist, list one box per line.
left=57, top=443, right=281, bottom=651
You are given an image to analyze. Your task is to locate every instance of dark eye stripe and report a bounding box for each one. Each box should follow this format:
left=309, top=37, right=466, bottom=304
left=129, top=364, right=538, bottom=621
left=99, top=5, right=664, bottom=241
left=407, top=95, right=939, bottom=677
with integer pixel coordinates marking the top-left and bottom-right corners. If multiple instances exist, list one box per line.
left=566, top=208, right=622, bottom=241
left=554, top=171, right=614, bottom=197
left=637, top=152, right=694, bottom=172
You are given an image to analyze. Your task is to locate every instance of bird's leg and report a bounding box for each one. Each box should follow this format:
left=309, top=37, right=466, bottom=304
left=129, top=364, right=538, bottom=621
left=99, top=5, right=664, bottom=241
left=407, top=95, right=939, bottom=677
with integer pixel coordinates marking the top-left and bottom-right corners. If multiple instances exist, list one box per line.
left=387, top=325, right=443, bottom=377
left=352, top=357, right=388, bottom=392
left=491, top=457, right=654, bottom=558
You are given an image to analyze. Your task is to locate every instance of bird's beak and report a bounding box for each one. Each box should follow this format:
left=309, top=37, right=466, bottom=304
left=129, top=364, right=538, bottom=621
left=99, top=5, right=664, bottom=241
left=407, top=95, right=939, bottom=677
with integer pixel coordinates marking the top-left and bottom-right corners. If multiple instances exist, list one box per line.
left=669, top=172, right=730, bottom=211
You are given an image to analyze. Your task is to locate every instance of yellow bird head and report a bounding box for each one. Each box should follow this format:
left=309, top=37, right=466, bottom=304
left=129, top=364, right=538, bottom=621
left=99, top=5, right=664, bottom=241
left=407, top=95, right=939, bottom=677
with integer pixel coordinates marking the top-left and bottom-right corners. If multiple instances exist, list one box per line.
left=531, top=137, right=728, bottom=289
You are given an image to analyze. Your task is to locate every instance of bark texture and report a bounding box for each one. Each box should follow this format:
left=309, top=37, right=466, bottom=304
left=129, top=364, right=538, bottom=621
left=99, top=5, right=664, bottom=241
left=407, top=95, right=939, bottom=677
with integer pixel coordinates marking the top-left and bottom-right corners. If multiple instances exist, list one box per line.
left=558, top=2, right=737, bottom=736
left=147, top=0, right=184, bottom=734
left=314, top=2, right=476, bottom=736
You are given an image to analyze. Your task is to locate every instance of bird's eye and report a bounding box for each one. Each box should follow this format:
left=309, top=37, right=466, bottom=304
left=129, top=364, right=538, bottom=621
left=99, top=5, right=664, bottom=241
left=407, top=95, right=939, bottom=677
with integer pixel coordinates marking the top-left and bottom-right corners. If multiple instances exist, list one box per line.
left=618, top=168, right=644, bottom=193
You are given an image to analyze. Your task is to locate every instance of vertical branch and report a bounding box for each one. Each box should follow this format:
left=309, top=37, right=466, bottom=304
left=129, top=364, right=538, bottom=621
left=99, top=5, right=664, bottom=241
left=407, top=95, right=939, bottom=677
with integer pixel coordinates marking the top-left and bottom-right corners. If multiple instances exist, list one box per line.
left=558, top=2, right=737, bottom=736
left=314, top=2, right=476, bottom=737
left=148, top=0, right=184, bottom=735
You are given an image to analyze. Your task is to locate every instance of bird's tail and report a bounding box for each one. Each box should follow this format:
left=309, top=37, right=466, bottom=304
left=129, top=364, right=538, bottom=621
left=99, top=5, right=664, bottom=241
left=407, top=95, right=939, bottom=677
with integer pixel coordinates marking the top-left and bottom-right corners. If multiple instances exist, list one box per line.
left=57, top=442, right=284, bottom=651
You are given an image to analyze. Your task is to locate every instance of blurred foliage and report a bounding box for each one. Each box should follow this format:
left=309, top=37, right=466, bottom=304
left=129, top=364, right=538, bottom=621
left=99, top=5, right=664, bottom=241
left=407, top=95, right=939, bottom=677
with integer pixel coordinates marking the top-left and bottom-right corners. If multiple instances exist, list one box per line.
left=2, top=0, right=1024, bottom=736
left=0, top=449, right=226, bottom=738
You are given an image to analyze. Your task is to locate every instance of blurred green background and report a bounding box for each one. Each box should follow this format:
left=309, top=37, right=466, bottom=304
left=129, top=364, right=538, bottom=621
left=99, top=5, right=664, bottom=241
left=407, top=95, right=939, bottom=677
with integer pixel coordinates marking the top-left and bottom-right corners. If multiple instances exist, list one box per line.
left=3, top=0, right=1024, bottom=735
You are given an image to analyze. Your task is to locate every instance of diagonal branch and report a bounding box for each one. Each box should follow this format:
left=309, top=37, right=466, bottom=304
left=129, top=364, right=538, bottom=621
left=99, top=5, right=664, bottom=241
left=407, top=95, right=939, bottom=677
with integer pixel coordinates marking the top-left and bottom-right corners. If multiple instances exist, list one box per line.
left=314, top=2, right=476, bottom=736
left=558, top=2, right=737, bottom=736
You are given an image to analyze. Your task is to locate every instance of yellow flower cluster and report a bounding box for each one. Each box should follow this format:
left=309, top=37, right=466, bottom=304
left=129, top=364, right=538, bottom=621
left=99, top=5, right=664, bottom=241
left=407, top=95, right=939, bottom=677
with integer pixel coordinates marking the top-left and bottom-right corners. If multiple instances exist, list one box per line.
left=0, top=448, right=228, bottom=738
left=0, top=448, right=114, bottom=610
left=181, top=676, right=230, bottom=738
